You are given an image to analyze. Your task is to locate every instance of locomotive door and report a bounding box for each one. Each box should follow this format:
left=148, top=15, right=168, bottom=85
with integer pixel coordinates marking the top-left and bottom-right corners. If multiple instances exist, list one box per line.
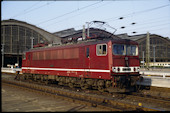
left=85, top=46, right=91, bottom=77
left=26, top=53, right=31, bottom=66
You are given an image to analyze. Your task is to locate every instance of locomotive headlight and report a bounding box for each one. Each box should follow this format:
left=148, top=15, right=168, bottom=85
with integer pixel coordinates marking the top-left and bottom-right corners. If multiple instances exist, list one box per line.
left=112, top=67, right=116, bottom=72
left=134, top=67, right=140, bottom=72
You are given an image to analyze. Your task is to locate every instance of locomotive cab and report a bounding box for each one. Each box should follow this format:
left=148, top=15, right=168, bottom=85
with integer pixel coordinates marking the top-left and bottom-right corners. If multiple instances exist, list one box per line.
left=108, top=40, right=141, bottom=92
left=112, top=43, right=140, bottom=73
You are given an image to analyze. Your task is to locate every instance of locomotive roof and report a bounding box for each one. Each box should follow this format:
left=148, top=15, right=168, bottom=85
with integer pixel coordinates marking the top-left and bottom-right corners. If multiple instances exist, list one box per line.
left=29, top=38, right=138, bottom=52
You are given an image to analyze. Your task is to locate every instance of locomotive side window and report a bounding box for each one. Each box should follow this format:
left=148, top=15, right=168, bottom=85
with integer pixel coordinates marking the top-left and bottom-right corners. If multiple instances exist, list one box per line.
left=86, top=47, right=89, bottom=58
left=96, top=44, right=107, bottom=56
left=32, top=48, right=79, bottom=60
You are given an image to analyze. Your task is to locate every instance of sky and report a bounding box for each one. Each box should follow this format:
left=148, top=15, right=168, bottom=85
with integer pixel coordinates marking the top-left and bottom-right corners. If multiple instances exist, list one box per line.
left=2, top=0, right=170, bottom=38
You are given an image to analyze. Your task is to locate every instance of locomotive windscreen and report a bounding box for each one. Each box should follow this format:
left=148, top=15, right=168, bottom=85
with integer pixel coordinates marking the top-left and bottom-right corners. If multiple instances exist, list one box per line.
left=113, top=44, right=138, bottom=56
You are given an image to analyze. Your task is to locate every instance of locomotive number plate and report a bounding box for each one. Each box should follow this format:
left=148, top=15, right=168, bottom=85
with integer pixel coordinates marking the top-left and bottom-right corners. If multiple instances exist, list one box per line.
left=123, top=68, right=131, bottom=71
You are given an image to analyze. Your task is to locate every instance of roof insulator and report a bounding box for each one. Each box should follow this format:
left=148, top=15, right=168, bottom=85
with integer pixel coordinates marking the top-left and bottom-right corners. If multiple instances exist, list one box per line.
left=119, top=17, right=124, bottom=20
left=120, top=26, right=125, bottom=29
left=131, top=22, right=136, bottom=25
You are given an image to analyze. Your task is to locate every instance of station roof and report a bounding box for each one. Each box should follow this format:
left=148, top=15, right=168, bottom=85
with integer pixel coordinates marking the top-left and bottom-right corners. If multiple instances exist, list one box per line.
left=2, top=19, right=61, bottom=44
left=117, top=33, right=170, bottom=43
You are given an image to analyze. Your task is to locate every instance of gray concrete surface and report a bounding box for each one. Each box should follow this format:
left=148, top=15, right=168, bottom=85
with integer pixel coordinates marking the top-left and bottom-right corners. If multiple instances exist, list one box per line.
left=2, top=84, right=106, bottom=112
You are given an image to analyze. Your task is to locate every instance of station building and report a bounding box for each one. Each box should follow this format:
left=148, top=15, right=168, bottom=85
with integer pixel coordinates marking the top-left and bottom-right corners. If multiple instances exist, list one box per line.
left=1, top=19, right=170, bottom=67
left=1, top=19, right=61, bottom=67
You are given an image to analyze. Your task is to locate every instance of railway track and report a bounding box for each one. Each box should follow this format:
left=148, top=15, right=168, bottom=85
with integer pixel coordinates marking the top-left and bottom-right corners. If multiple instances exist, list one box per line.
left=2, top=77, right=160, bottom=111
left=83, top=88, right=170, bottom=111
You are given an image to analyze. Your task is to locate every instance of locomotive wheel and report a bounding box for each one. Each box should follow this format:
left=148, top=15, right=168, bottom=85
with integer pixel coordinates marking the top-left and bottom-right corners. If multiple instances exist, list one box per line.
left=80, top=79, right=88, bottom=90
left=33, top=76, right=37, bottom=81
left=105, top=80, right=111, bottom=88
left=80, top=83, right=88, bottom=90
left=68, top=82, right=74, bottom=88
left=45, top=81, right=49, bottom=85
left=97, top=80, right=105, bottom=92
left=58, top=81, right=63, bottom=86
left=23, top=75, right=27, bottom=80
left=98, top=87, right=105, bottom=92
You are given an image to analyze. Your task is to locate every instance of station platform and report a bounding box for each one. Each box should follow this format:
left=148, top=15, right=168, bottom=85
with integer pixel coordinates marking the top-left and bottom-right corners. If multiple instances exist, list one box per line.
left=1, top=67, right=22, bottom=74
left=137, top=69, right=170, bottom=88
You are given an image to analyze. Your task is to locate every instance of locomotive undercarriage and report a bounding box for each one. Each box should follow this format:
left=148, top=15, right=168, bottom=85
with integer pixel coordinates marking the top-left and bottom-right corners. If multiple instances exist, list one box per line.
left=108, top=75, right=141, bottom=92
left=15, top=74, right=141, bottom=93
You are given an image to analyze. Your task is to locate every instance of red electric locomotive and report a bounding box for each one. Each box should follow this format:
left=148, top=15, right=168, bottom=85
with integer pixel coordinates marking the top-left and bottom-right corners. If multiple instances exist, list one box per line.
left=21, top=37, right=141, bottom=92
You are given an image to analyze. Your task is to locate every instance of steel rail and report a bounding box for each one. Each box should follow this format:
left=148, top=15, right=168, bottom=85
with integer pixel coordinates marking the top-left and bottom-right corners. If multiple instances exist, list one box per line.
left=2, top=79, right=158, bottom=111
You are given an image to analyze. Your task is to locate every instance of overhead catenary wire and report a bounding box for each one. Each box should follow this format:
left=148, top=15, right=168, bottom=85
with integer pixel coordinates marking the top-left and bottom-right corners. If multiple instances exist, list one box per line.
left=41, top=1, right=112, bottom=28
left=63, top=3, right=170, bottom=31
left=135, top=26, right=170, bottom=34
left=120, top=22, right=170, bottom=32
left=11, top=1, right=55, bottom=19
left=11, top=2, right=169, bottom=33
left=52, top=15, right=170, bottom=36
left=11, top=1, right=41, bottom=18
left=6, top=1, right=169, bottom=38
left=117, top=17, right=170, bottom=30
left=85, top=4, right=170, bottom=37
left=116, top=22, right=170, bottom=35
left=124, top=26, right=170, bottom=37
left=104, top=3, right=170, bottom=23
left=36, top=1, right=103, bottom=25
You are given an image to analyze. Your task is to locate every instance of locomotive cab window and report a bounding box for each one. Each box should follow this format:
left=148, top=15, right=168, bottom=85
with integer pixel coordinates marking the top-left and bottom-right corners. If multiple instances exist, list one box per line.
left=113, top=44, right=138, bottom=56
left=113, top=44, right=125, bottom=55
left=96, top=44, right=107, bottom=56
left=126, top=45, right=138, bottom=56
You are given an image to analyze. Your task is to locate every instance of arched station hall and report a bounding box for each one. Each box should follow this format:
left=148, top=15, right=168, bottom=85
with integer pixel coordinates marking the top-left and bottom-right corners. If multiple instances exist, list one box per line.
left=1, top=19, right=61, bottom=67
